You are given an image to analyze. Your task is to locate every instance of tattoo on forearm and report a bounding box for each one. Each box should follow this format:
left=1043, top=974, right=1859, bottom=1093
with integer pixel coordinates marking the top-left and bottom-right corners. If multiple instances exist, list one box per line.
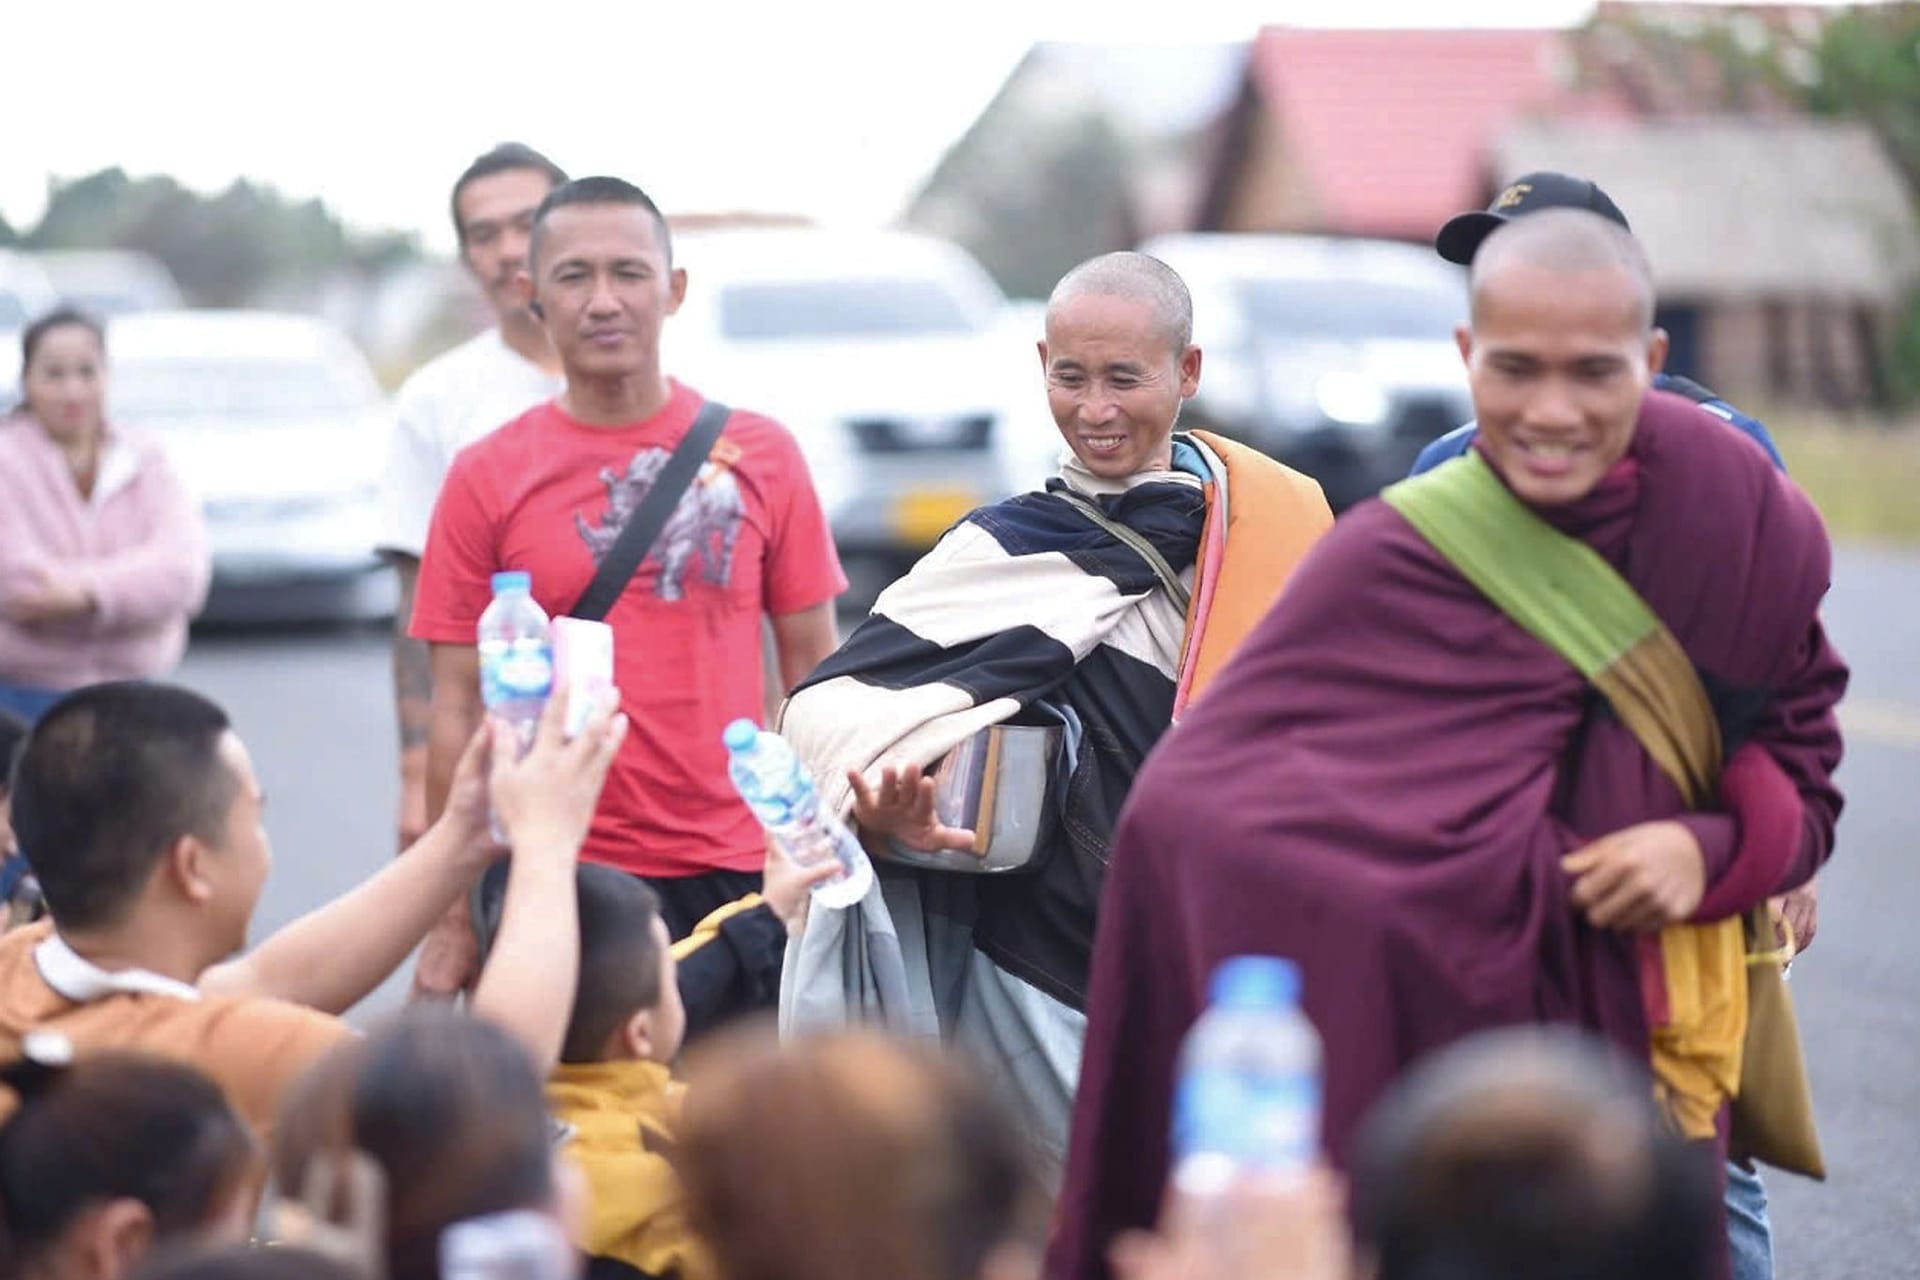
left=398, top=639, right=434, bottom=751
left=392, top=556, right=432, bottom=752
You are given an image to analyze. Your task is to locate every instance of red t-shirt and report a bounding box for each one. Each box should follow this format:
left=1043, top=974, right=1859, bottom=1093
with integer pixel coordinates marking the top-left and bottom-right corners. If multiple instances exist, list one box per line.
left=410, top=382, right=846, bottom=877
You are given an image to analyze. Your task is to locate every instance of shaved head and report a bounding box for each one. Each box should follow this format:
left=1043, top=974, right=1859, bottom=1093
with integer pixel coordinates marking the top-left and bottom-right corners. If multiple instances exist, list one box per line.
left=1471, top=208, right=1657, bottom=331
left=1047, top=252, right=1194, bottom=354
left=1456, top=206, right=1667, bottom=507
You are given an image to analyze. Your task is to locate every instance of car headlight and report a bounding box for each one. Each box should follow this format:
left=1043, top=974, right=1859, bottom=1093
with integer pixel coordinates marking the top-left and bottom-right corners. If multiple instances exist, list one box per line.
left=1314, top=372, right=1391, bottom=427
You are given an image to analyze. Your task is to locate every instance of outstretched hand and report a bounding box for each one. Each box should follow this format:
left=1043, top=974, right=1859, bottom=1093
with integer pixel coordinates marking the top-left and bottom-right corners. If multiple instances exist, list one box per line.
left=1110, top=1169, right=1351, bottom=1280
left=760, top=834, right=846, bottom=934
left=847, top=761, right=976, bottom=854
left=492, top=689, right=627, bottom=860
left=437, top=722, right=498, bottom=857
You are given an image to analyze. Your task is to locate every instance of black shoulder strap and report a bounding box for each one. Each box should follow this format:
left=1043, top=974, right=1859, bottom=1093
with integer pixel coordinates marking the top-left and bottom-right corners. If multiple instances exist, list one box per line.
left=570, top=400, right=730, bottom=620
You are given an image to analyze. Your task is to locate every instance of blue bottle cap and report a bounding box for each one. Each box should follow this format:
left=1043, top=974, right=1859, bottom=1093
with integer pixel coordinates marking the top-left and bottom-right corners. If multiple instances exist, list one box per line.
left=491, top=570, right=532, bottom=595
left=722, top=719, right=761, bottom=752
left=1209, top=955, right=1301, bottom=1010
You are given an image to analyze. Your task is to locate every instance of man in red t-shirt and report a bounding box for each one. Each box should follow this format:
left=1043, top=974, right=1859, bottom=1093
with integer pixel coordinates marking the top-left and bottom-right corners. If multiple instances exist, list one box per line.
left=411, top=176, right=845, bottom=994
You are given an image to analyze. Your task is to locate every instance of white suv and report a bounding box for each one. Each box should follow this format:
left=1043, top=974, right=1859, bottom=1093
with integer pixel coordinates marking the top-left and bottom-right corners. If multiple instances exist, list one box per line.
left=667, top=227, right=1037, bottom=606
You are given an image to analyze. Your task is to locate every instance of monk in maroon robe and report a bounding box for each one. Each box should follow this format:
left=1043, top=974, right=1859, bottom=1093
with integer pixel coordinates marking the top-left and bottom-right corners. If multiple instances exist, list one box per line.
left=1049, top=211, right=1846, bottom=1280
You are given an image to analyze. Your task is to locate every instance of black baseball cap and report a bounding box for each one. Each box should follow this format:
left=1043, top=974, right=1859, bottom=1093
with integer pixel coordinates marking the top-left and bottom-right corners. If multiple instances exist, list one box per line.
left=1434, top=171, right=1631, bottom=265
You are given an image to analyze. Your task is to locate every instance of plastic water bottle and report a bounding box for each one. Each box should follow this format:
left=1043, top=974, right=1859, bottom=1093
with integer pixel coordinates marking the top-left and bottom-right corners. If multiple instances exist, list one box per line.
left=1171, top=955, right=1323, bottom=1197
left=478, top=571, right=553, bottom=841
left=722, top=720, right=874, bottom=910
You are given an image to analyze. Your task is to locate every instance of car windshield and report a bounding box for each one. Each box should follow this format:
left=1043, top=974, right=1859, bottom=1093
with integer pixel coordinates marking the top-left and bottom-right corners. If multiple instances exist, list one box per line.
left=719, top=279, right=982, bottom=340
left=1237, top=278, right=1462, bottom=343
left=111, top=356, right=377, bottom=421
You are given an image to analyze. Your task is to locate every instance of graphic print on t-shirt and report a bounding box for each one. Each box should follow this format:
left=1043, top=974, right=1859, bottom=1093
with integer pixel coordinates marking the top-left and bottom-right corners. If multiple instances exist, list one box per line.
left=573, top=449, right=747, bottom=601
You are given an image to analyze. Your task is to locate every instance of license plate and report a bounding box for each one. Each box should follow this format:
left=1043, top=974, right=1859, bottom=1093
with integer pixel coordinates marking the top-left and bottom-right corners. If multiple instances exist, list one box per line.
left=891, top=488, right=977, bottom=546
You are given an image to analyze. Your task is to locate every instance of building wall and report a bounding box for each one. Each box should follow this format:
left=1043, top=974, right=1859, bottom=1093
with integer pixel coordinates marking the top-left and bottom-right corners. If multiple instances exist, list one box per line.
left=1700, top=299, right=1770, bottom=401
left=1210, top=108, right=1324, bottom=234
left=1702, top=298, right=1892, bottom=408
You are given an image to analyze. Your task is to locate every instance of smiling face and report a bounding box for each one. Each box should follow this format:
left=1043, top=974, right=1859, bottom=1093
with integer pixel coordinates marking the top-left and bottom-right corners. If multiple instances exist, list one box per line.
left=1459, top=257, right=1666, bottom=507
left=1039, top=292, right=1200, bottom=480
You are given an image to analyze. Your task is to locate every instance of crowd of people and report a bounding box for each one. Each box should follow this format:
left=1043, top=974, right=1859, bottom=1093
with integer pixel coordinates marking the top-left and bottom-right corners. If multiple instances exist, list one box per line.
left=0, top=140, right=1844, bottom=1280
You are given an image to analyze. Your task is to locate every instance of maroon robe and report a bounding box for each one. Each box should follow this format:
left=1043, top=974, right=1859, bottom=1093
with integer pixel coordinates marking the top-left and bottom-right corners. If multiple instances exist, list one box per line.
left=1048, top=391, right=1847, bottom=1280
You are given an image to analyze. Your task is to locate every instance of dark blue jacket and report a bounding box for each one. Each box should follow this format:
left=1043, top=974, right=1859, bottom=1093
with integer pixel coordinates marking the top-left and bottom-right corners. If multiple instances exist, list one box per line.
left=1409, top=374, right=1786, bottom=476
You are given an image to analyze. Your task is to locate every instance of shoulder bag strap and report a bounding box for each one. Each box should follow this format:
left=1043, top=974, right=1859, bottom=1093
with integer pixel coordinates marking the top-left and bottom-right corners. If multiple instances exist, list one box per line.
left=1381, top=451, right=1721, bottom=806
left=570, top=401, right=731, bottom=621
left=1055, top=489, right=1193, bottom=616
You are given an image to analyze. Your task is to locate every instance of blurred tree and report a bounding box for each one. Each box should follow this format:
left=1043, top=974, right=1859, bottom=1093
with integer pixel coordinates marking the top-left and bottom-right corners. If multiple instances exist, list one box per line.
left=1768, top=5, right=1920, bottom=405
left=911, top=106, right=1139, bottom=300
left=22, top=168, right=418, bottom=307
left=1792, top=6, right=1920, bottom=193
left=1581, top=3, right=1920, bottom=404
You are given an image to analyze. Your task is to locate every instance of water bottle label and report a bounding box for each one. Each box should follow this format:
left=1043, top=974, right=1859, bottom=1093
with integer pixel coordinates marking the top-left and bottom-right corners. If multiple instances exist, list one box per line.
left=1172, top=1068, right=1320, bottom=1174
left=481, top=639, right=554, bottom=705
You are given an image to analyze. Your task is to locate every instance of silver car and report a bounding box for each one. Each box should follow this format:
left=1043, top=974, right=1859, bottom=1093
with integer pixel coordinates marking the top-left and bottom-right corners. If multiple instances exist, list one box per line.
left=107, top=310, right=395, bottom=623
left=1140, top=233, right=1472, bottom=510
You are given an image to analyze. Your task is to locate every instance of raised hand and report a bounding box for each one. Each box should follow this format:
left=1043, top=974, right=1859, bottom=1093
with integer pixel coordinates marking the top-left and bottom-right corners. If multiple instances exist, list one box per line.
left=491, top=688, right=627, bottom=860
left=1110, top=1169, right=1351, bottom=1280
left=847, top=761, right=977, bottom=854
left=760, top=833, right=847, bottom=934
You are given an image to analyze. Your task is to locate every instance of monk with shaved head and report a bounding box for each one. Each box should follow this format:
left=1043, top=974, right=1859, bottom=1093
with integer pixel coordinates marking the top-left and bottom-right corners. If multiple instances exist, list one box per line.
left=779, top=252, right=1332, bottom=1175
left=1461, top=211, right=1664, bottom=507
left=1053, top=210, right=1847, bottom=1280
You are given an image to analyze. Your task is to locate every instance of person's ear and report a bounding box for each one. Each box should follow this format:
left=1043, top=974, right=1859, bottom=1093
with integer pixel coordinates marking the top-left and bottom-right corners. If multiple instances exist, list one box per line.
left=1454, top=324, right=1474, bottom=369
left=666, top=267, right=689, bottom=316
left=517, top=269, right=541, bottom=320
left=1177, top=344, right=1202, bottom=398
left=621, top=1007, right=656, bottom=1061
left=1036, top=340, right=1050, bottom=376
left=71, top=1198, right=155, bottom=1280
left=168, top=834, right=219, bottom=906
left=1646, top=327, right=1670, bottom=380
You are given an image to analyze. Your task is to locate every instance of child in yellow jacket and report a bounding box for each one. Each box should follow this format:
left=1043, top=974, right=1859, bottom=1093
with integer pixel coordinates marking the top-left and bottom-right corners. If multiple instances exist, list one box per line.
left=540, top=854, right=827, bottom=1280
left=544, top=865, right=702, bottom=1280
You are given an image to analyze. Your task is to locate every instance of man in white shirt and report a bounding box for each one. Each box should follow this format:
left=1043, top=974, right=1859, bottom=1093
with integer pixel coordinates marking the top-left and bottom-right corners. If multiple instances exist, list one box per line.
left=379, top=144, right=568, bottom=853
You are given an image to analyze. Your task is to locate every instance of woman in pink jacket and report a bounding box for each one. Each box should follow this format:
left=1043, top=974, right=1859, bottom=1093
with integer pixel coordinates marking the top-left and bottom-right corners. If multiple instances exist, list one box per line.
left=0, top=307, right=210, bottom=722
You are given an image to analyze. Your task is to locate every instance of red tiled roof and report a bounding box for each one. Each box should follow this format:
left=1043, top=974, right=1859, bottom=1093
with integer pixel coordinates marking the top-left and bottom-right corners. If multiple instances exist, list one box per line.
left=1250, top=27, right=1637, bottom=239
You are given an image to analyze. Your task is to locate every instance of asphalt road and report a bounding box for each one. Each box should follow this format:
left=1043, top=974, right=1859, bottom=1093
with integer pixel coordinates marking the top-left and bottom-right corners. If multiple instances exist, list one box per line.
left=174, top=548, right=1920, bottom=1278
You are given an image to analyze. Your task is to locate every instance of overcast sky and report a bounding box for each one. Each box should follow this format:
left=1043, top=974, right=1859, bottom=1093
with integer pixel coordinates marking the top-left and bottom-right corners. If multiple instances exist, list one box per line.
left=8, top=0, right=1818, bottom=252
